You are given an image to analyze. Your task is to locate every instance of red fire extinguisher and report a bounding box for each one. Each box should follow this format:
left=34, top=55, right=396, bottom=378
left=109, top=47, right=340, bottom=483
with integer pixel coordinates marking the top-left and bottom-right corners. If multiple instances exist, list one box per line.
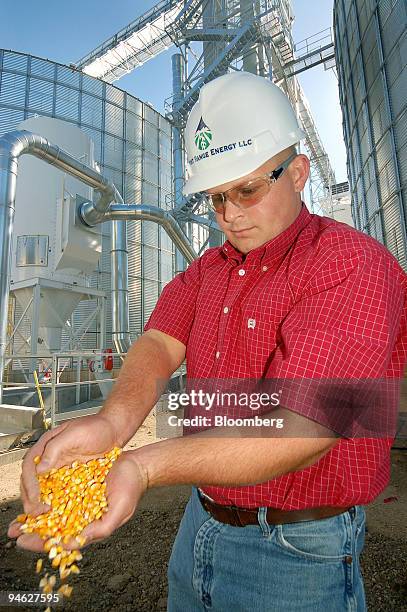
left=103, top=348, right=114, bottom=371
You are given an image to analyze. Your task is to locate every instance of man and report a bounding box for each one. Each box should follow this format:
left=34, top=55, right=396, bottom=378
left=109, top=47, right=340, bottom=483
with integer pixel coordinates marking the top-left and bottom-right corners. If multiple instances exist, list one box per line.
left=9, top=72, right=407, bottom=611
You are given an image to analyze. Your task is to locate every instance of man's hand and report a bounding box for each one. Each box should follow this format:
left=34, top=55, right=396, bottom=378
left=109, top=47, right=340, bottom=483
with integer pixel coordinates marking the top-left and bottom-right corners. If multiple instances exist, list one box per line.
left=7, top=413, right=120, bottom=546
left=8, top=452, right=148, bottom=552
left=78, top=452, right=148, bottom=546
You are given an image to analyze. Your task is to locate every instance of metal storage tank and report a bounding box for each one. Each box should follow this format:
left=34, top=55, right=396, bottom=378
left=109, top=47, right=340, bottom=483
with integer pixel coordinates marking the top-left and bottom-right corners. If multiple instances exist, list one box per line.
left=0, top=49, right=175, bottom=351
left=333, top=0, right=407, bottom=269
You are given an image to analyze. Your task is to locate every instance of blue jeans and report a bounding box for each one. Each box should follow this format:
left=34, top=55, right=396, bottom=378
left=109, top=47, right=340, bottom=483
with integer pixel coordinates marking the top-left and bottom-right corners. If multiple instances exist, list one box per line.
left=167, top=487, right=366, bottom=612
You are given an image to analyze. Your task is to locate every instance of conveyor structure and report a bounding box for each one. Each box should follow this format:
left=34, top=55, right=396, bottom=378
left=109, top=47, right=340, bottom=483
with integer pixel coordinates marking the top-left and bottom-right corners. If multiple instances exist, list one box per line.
left=76, top=0, right=339, bottom=216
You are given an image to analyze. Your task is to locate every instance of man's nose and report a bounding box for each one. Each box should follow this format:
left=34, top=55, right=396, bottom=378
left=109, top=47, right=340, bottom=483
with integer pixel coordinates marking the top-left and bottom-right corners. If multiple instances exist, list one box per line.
left=222, top=197, right=244, bottom=223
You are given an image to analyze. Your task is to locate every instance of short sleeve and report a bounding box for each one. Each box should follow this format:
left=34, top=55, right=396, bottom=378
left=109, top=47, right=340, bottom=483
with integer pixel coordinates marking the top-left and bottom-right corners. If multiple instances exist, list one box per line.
left=143, top=256, right=202, bottom=346
left=265, top=250, right=407, bottom=437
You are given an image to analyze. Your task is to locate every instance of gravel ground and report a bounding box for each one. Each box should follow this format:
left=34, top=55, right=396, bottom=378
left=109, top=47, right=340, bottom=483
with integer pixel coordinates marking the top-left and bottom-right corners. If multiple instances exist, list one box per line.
left=0, top=426, right=406, bottom=611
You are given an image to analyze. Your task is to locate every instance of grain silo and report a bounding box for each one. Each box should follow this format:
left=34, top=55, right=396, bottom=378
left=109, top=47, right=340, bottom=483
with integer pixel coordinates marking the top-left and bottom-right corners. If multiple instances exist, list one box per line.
left=333, top=0, right=407, bottom=269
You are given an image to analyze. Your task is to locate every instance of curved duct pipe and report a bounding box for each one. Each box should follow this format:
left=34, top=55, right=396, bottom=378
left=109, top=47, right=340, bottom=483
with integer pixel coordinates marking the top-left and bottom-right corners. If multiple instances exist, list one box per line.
left=0, top=130, right=128, bottom=401
left=103, top=204, right=197, bottom=264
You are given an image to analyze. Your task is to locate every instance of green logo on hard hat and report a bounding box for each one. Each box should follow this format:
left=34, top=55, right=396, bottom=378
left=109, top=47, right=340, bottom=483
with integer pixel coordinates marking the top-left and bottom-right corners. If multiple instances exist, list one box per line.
left=195, top=117, right=212, bottom=151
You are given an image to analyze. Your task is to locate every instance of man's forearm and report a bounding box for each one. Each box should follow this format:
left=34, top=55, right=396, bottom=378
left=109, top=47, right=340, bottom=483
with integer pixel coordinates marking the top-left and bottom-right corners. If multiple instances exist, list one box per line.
left=99, top=333, right=179, bottom=446
left=131, top=434, right=338, bottom=489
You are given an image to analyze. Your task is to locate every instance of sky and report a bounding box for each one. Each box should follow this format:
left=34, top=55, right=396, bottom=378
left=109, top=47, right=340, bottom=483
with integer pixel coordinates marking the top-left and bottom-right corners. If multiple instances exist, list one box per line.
left=0, top=0, right=347, bottom=183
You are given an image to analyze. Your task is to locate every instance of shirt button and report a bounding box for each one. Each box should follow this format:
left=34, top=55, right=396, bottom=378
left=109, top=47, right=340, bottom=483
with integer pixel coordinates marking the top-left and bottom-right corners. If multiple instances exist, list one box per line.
left=262, top=265, right=268, bottom=272
left=223, top=306, right=229, bottom=314
left=215, top=351, right=220, bottom=358
left=238, top=269, right=245, bottom=276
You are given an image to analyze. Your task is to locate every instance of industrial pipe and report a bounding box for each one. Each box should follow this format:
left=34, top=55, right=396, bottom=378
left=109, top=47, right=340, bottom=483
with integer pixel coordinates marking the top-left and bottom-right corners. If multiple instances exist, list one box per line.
left=104, top=204, right=197, bottom=264
left=0, top=130, right=129, bottom=401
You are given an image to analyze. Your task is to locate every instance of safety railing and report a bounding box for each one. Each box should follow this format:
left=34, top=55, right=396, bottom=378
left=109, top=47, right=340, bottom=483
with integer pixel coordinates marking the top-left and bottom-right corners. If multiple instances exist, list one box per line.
left=0, top=351, right=186, bottom=430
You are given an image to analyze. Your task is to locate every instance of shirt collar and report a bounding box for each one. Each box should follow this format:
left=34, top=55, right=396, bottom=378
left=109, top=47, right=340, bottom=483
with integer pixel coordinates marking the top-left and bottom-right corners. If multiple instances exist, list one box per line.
left=221, top=202, right=313, bottom=268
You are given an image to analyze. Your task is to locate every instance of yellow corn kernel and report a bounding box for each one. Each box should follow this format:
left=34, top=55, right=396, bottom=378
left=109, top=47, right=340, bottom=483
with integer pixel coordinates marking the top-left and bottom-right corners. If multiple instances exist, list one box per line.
left=48, top=545, right=57, bottom=559
left=39, top=576, right=48, bottom=588
left=48, top=575, right=56, bottom=588
left=46, top=537, right=57, bottom=549
left=58, top=584, right=73, bottom=598
left=34, top=455, right=41, bottom=465
left=16, top=447, right=122, bottom=602
left=16, top=513, right=27, bottom=523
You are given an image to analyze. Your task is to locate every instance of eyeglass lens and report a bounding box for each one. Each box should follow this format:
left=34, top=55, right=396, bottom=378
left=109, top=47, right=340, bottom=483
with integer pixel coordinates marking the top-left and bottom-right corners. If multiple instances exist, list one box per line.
left=209, top=177, right=271, bottom=211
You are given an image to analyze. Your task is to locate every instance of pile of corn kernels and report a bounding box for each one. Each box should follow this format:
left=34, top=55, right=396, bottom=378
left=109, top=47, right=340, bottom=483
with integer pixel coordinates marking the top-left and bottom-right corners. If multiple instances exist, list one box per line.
left=16, top=447, right=122, bottom=610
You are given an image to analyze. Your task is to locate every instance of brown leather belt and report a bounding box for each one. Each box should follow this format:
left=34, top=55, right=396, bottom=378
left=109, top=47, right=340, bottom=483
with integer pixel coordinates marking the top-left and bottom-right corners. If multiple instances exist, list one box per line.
left=198, top=491, right=352, bottom=527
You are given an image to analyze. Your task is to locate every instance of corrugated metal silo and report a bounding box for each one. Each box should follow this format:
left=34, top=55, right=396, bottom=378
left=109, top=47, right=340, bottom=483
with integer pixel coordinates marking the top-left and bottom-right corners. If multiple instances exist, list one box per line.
left=333, top=0, right=407, bottom=269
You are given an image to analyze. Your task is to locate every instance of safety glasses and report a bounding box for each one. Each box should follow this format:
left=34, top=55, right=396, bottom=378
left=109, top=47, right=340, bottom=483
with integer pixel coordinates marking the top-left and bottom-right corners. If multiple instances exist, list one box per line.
left=204, top=152, right=298, bottom=213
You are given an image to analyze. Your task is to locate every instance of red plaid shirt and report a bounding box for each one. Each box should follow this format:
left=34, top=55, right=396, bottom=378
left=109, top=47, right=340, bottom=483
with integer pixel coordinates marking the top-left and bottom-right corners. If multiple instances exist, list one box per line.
left=145, top=203, right=407, bottom=509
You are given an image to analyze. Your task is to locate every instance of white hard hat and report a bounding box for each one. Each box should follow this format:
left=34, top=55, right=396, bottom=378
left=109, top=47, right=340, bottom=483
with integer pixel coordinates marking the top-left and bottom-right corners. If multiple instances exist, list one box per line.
left=183, top=71, right=306, bottom=196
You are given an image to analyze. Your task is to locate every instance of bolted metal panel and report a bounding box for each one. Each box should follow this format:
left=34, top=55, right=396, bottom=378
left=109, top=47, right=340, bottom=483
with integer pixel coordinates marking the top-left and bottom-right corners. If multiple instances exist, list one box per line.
left=142, top=181, right=159, bottom=205
left=126, top=220, right=142, bottom=242
left=390, top=69, right=407, bottom=119
left=142, top=245, right=159, bottom=280
left=56, top=65, right=81, bottom=88
left=82, top=73, right=104, bottom=97
left=128, top=276, right=142, bottom=336
left=105, top=102, right=124, bottom=137
left=55, top=84, right=80, bottom=121
left=2, top=50, right=28, bottom=72
left=104, top=133, right=124, bottom=169
left=0, top=107, right=24, bottom=134
left=81, top=93, right=103, bottom=129
left=28, top=78, right=54, bottom=115
left=30, top=56, right=55, bottom=80
left=0, top=72, right=27, bottom=106
left=128, top=240, right=142, bottom=277
left=160, top=161, right=172, bottom=193
left=144, top=122, right=159, bottom=155
left=125, top=142, right=143, bottom=178
left=126, top=112, right=143, bottom=145
left=143, top=150, right=159, bottom=185
left=143, top=279, right=159, bottom=327
left=142, top=220, right=159, bottom=247
left=159, top=131, right=172, bottom=163
left=106, top=86, right=124, bottom=107
left=126, top=95, right=143, bottom=116
left=144, top=104, right=159, bottom=127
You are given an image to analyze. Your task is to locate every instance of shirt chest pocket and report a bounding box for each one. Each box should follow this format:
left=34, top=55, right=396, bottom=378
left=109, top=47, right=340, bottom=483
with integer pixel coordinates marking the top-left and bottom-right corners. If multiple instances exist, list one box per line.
left=241, top=312, right=281, bottom=378
left=240, top=285, right=293, bottom=377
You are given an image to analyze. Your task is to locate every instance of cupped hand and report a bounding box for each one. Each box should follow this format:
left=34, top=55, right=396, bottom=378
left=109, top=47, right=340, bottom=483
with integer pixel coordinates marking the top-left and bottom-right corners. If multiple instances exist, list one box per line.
left=8, top=452, right=147, bottom=552
left=8, top=413, right=120, bottom=540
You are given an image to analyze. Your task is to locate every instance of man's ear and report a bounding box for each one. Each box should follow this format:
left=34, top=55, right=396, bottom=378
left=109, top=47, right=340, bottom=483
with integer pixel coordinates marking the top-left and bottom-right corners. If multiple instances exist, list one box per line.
left=290, top=154, right=310, bottom=193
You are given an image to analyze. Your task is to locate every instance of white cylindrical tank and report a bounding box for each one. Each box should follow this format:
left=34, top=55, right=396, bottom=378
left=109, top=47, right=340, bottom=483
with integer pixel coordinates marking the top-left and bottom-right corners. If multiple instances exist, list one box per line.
left=11, top=116, right=102, bottom=352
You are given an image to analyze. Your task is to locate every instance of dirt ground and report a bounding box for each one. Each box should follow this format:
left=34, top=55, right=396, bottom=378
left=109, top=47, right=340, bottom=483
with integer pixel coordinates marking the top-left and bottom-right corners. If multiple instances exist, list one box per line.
left=0, top=414, right=406, bottom=612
